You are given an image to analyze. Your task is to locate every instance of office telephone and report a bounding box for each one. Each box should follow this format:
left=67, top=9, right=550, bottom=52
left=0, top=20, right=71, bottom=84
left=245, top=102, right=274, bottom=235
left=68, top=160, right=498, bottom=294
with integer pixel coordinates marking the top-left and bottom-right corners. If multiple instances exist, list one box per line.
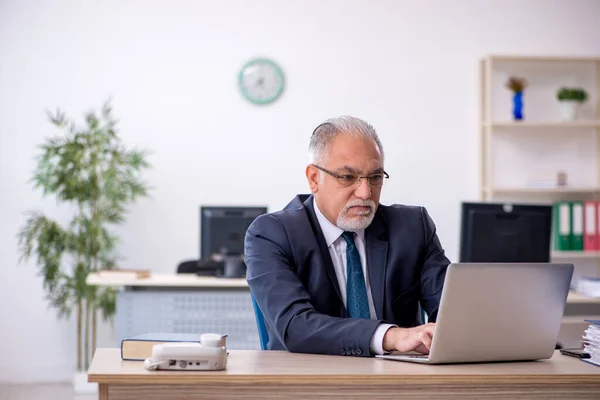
left=143, top=333, right=228, bottom=371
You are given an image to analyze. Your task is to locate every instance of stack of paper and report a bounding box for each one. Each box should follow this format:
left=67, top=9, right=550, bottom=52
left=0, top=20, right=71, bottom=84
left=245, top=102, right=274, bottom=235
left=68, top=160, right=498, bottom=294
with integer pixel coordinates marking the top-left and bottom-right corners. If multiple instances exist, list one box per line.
left=582, top=320, right=600, bottom=367
left=571, top=277, right=600, bottom=298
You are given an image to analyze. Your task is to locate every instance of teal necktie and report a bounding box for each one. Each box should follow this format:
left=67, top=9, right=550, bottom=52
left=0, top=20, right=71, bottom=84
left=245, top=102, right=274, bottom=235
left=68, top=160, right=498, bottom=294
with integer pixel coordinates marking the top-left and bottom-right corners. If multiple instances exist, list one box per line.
left=341, top=231, right=370, bottom=319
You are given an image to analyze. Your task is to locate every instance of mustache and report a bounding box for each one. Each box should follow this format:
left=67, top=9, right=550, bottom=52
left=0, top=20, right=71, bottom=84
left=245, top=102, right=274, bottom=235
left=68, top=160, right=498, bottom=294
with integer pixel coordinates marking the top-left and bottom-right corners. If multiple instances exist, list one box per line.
left=342, top=199, right=376, bottom=213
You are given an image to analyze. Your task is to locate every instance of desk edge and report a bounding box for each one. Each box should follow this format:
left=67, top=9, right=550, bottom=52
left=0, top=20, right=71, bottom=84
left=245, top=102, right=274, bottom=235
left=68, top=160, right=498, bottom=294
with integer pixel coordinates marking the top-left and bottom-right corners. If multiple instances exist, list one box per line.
left=87, top=373, right=600, bottom=385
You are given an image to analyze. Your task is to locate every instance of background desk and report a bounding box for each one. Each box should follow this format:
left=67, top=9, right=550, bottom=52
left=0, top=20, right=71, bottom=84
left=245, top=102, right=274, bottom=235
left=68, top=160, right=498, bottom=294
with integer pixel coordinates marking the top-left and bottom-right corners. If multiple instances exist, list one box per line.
left=87, top=272, right=600, bottom=350
left=86, top=273, right=259, bottom=350
left=88, top=348, right=600, bottom=399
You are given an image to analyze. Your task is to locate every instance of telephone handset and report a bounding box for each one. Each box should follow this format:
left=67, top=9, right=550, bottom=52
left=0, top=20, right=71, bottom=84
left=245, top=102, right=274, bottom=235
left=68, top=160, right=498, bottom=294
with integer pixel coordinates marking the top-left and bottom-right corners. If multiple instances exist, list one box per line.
left=143, top=333, right=228, bottom=371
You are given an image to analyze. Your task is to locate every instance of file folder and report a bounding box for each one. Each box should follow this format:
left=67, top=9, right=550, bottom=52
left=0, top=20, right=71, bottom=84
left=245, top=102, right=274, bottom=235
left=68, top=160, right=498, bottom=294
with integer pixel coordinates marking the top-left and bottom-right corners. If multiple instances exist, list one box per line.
left=584, top=201, right=597, bottom=251
left=553, top=202, right=571, bottom=251
left=571, top=201, right=584, bottom=251
left=597, top=200, right=600, bottom=250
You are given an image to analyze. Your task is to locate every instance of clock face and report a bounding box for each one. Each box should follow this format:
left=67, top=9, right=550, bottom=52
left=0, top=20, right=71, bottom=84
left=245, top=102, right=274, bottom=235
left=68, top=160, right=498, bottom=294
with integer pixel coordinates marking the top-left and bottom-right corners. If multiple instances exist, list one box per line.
left=238, top=58, right=285, bottom=105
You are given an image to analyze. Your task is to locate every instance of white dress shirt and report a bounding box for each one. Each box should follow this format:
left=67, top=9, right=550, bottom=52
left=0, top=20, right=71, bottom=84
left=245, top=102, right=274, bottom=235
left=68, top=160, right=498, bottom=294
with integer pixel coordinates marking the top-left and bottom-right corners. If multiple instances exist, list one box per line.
left=313, top=198, right=395, bottom=355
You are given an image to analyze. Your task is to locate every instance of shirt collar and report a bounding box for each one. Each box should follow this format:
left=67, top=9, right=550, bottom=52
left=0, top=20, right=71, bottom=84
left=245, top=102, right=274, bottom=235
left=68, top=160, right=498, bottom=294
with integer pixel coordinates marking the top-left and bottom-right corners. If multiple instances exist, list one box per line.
left=313, top=197, right=365, bottom=247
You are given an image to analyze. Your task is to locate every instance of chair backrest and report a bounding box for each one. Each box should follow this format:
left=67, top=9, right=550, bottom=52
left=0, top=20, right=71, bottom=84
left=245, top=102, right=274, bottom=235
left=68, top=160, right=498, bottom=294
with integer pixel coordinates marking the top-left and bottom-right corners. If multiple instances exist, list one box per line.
left=176, top=259, right=198, bottom=273
left=250, top=292, right=269, bottom=350
left=419, top=302, right=428, bottom=324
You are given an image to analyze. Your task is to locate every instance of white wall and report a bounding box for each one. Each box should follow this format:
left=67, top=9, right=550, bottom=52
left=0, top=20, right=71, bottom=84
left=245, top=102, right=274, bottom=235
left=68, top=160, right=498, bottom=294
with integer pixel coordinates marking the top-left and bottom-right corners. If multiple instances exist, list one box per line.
left=1, top=0, right=599, bottom=383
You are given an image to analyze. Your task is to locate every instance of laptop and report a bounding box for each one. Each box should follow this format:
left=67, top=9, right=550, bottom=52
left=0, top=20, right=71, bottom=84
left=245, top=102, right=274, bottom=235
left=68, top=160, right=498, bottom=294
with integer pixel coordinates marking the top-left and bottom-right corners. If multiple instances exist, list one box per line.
left=376, top=262, right=574, bottom=364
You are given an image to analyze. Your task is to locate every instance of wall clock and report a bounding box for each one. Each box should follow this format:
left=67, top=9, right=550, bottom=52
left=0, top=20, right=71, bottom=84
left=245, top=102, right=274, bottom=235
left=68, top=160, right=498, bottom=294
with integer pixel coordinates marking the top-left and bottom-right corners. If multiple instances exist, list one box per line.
left=238, top=58, right=285, bottom=105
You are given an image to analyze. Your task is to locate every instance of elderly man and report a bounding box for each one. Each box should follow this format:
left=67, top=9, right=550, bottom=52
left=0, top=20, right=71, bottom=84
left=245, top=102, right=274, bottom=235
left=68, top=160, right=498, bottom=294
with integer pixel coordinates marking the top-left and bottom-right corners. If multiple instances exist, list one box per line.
left=244, top=116, right=450, bottom=357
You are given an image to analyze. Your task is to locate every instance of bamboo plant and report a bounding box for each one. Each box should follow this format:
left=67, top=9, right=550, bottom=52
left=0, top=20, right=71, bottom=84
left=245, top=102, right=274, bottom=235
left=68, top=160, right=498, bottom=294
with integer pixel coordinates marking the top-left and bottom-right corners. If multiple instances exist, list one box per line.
left=17, top=100, right=151, bottom=371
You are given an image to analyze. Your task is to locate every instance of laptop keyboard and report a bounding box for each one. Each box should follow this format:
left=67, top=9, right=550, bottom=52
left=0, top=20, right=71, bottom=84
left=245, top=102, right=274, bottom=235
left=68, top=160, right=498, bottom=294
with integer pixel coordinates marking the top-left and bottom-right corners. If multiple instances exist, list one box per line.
left=404, top=354, right=429, bottom=359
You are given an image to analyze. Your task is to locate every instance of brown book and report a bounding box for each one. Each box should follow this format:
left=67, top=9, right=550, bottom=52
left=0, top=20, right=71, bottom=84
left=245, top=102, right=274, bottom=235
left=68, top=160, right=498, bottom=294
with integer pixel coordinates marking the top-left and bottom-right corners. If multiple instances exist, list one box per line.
left=98, top=269, right=151, bottom=279
left=121, top=333, right=202, bottom=361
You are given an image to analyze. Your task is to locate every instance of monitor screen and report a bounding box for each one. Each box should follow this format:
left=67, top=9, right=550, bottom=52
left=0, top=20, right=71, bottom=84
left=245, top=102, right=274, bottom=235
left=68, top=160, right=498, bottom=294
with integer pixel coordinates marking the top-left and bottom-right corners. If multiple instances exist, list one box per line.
left=459, top=202, right=552, bottom=263
left=200, top=206, right=267, bottom=260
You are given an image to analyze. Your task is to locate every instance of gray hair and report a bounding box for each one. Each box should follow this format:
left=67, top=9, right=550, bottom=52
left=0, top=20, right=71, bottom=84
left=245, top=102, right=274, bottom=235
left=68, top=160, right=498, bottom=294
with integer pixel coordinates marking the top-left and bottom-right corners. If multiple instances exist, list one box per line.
left=308, top=116, right=384, bottom=166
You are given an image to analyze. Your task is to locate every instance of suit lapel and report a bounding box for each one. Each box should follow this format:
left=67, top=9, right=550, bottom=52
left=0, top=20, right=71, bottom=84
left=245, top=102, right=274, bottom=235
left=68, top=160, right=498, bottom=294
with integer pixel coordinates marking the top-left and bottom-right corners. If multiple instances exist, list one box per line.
left=303, top=196, right=344, bottom=306
left=366, top=210, right=388, bottom=320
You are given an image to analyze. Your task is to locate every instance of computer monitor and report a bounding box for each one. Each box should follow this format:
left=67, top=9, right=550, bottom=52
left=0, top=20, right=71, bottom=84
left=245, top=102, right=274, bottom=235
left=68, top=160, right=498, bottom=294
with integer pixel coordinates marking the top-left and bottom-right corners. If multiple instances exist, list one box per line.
left=200, top=206, right=267, bottom=261
left=459, top=202, right=552, bottom=263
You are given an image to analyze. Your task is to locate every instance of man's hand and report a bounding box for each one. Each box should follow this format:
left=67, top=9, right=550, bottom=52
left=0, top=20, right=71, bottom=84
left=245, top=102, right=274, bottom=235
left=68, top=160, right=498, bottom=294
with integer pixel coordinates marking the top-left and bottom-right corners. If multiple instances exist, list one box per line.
left=382, top=323, right=435, bottom=354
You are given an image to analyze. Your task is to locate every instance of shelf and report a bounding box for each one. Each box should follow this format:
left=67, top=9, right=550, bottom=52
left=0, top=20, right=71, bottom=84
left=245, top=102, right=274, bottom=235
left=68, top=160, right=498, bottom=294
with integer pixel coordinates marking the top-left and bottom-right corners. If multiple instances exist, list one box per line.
left=552, top=251, right=600, bottom=260
left=485, top=55, right=600, bottom=63
left=485, top=121, right=600, bottom=129
left=562, top=315, right=600, bottom=324
left=486, top=187, right=600, bottom=195
left=567, top=291, right=600, bottom=304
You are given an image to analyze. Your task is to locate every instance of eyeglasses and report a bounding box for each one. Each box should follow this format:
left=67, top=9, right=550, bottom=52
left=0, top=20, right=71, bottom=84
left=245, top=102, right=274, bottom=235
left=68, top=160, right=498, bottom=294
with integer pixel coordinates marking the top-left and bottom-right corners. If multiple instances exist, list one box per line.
left=311, top=164, right=389, bottom=188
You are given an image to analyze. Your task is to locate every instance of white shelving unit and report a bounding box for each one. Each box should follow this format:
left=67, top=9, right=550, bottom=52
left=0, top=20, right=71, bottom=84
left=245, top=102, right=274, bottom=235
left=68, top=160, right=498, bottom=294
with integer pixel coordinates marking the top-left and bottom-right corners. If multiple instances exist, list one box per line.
left=552, top=251, right=600, bottom=260
left=480, top=55, right=600, bottom=348
left=480, top=54, right=600, bottom=255
left=481, top=55, right=600, bottom=201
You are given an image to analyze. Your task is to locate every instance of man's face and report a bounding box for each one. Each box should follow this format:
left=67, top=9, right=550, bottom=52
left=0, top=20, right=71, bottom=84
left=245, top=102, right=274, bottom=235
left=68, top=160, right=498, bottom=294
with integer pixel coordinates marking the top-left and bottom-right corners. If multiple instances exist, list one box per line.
left=306, top=134, right=384, bottom=230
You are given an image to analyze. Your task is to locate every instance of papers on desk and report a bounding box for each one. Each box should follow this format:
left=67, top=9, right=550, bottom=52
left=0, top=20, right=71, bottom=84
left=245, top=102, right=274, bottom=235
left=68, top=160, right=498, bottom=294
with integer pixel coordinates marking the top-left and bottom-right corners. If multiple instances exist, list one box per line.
left=583, top=320, right=600, bottom=367
left=571, top=277, right=600, bottom=298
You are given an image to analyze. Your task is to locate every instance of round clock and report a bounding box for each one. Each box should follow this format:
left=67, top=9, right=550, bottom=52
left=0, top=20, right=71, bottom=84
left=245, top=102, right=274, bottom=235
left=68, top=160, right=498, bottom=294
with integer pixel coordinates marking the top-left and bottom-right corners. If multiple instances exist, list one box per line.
left=238, top=58, right=285, bottom=105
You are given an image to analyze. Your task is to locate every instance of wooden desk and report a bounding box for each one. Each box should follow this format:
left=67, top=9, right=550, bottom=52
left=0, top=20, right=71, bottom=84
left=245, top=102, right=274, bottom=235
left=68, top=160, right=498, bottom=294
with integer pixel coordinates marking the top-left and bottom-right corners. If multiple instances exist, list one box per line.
left=89, top=348, right=600, bottom=399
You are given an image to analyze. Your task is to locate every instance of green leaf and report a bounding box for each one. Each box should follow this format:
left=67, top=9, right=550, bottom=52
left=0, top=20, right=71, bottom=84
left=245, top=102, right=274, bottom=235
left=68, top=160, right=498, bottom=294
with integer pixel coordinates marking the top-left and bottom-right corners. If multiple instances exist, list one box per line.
left=97, top=287, right=117, bottom=320
left=17, top=99, right=153, bottom=325
left=16, top=212, right=68, bottom=293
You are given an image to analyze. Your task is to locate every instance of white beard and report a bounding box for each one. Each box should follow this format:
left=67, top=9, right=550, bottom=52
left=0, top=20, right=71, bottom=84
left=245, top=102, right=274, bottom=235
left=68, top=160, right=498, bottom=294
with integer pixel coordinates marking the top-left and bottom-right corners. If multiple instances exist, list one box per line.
left=336, top=199, right=377, bottom=230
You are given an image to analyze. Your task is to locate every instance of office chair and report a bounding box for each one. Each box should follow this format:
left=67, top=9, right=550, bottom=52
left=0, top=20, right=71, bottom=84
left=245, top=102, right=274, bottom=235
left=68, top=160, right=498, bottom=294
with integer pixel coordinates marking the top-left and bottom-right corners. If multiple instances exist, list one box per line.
left=419, top=303, right=428, bottom=324
left=250, top=292, right=269, bottom=350
left=176, top=259, right=198, bottom=273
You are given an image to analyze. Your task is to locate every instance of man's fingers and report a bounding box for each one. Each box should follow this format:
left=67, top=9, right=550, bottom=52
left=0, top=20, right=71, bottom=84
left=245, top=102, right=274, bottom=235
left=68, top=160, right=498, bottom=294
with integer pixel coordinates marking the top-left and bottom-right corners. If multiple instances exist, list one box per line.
left=393, top=324, right=436, bottom=353
left=409, top=332, right=433, bottom=354
left=414, top=343, right=430, bottom=354
left=420, top=331, right=433, bottom=350
left=396, top=331, right=427, bottom=353
left=395, top=328, right=434, bottom=353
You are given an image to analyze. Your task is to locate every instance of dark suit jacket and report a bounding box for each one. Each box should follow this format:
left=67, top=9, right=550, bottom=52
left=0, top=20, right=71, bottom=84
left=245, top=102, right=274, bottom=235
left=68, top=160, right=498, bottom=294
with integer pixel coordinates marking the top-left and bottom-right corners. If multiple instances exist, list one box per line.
left=244, top=194, right=450, bottom=357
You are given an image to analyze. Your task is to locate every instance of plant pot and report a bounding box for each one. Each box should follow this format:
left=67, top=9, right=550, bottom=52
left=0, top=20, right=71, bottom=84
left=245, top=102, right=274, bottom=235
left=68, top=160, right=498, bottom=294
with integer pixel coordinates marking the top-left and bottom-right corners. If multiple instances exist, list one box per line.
left=73, top=370, right=98, bottom=394
left=559, top=100, right=580, bottom=121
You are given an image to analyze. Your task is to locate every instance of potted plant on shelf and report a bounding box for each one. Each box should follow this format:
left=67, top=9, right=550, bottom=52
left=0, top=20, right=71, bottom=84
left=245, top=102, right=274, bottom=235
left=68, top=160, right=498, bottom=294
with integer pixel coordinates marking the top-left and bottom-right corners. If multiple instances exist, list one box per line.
left=557, top=87, right=588, bottom=121
left=505, top=76, right=527, bottom=120
left=17, top=100, right=152, bottom=393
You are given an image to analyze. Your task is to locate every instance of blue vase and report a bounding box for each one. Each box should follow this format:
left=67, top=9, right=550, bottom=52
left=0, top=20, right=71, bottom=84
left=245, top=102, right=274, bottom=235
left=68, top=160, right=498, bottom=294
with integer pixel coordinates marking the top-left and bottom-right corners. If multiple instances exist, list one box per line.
left=513, top=91, right=523, bottom=120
